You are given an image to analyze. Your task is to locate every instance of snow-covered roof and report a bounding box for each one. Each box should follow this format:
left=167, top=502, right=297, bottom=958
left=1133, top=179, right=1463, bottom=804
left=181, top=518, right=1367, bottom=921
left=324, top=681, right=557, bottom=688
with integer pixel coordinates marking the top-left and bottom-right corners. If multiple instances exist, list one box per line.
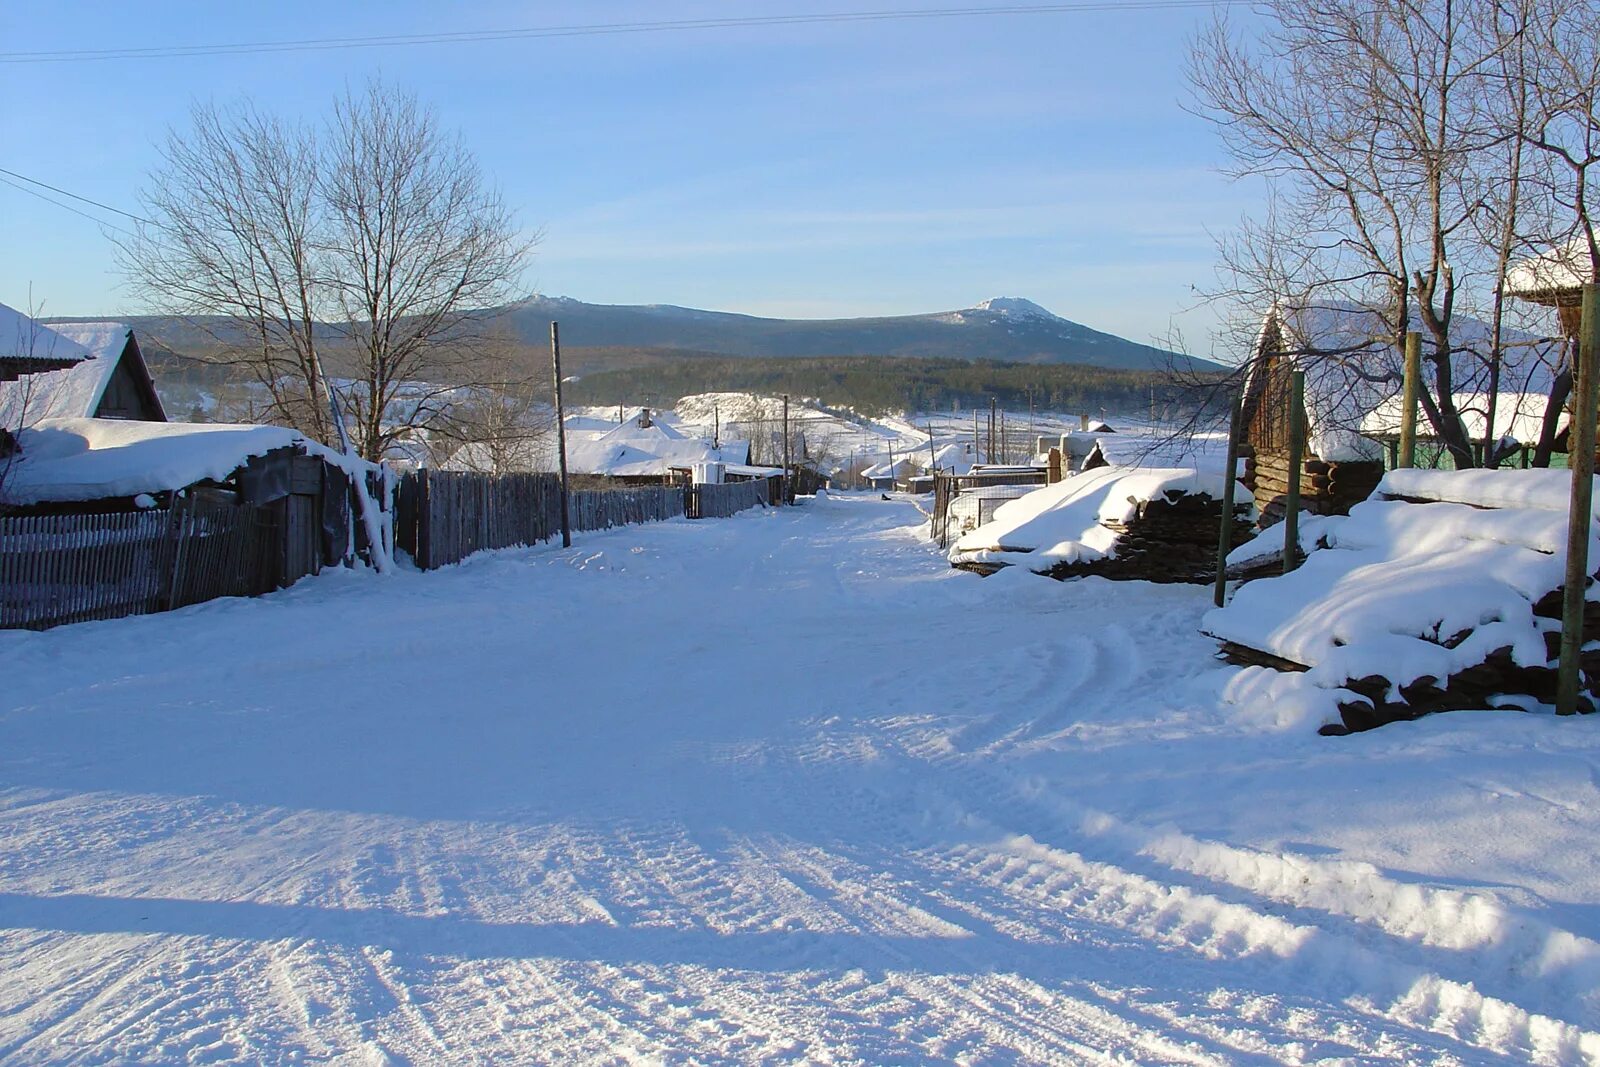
left=0, top=322, right=141, bottom=426
left=1203, top=467, right=1595, bottom=706
left=1360, top=391, right=1566, bottom=448
left=592, top=412, right=688, bottom=446
left=1506, top=234, right=1598, bottom=299
left=861, top=456, right=915, bottom=480
left=0, top=303, right=93, bottom=366
left=721, top=463, right=783, bottom=479
left=570, top=435, right=747, bottom=477
left=950, top=465, right=1247, bottom=571
left=930, top=442, right=975, bottom=475
left=1248, top=302, right=1560, bottom=463
left=1, top=417, right=368, bottom=505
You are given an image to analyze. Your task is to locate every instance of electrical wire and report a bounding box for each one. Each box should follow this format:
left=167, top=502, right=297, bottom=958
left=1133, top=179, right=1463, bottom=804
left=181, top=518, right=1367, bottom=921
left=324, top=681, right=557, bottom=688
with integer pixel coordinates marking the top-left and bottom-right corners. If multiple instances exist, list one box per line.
left=0, top=1, right=1248, bottom=64
left=0, top=174, right=137, bottom=235
left=0, top=166, right=152, bottom=224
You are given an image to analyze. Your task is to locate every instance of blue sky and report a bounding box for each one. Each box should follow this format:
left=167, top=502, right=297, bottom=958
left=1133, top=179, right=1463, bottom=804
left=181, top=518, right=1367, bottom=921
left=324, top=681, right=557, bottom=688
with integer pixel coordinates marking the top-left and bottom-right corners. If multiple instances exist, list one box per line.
left=1, top=1, right=1265, bottom=355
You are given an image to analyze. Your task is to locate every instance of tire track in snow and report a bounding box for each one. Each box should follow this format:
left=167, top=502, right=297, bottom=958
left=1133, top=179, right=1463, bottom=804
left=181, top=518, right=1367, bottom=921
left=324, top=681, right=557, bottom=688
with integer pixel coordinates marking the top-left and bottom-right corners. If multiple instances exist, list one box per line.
left=908, top=744, right=1600, bottom=1042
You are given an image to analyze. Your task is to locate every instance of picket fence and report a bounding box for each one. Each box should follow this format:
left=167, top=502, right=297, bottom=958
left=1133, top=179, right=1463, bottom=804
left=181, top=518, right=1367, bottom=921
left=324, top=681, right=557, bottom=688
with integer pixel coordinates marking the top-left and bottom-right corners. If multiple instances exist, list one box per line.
left=0, top=502, right=278, bottom=630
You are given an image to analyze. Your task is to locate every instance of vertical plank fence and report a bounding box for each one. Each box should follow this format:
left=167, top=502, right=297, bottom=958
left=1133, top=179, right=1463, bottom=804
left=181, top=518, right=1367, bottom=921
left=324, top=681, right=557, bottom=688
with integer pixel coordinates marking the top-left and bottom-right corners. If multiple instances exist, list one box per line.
left=687, top=480, right=770, bottom=519
left=0, top=500, right=281, bottom=631
left=395, top=470, right=692, bottom=570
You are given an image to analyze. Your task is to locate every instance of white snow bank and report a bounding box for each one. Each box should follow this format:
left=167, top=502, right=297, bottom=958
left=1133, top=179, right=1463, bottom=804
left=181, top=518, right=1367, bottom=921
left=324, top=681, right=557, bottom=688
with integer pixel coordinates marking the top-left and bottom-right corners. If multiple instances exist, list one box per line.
left=2, top=417, right=370, bottom=504
left=1205, top=469, right=1600, bottom=721
left=950, top=465, right=1246, bottom=570
left=1224, top=513, right=1344, bottom=570
left=1380, top=467, right=1592, bottom=515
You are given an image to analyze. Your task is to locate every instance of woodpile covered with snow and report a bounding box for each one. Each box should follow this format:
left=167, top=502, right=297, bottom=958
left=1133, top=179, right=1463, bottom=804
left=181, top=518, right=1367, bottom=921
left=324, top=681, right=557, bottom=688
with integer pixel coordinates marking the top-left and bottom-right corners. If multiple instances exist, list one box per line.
left=949, top=465, right=1251, bottom=583
left=1206, top=468, right=1600, bottom=733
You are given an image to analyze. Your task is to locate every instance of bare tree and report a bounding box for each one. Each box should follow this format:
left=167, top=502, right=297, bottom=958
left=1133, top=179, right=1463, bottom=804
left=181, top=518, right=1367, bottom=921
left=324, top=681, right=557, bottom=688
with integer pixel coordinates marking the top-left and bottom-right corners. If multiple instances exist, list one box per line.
left=121, top=101, right=333, bottom=443
left=323, top=82, right=536, bottom=462
left=432, top=332, right=555, bottom=473
left=1188, top=0, right=1564, bottom=467
left=118, top=80, right=535, bottom=463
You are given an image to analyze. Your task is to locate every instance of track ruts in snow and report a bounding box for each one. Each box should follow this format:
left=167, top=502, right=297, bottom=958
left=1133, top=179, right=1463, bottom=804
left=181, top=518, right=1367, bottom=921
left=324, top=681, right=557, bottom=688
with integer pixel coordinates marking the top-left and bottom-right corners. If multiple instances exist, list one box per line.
left=0, top=496, right=1596, bottom=1064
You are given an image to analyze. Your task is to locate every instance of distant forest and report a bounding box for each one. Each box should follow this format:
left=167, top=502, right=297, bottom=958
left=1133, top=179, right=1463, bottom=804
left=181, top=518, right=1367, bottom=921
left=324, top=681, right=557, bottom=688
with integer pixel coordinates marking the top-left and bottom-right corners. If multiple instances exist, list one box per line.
left=564, top=354, right=1217, bottom=417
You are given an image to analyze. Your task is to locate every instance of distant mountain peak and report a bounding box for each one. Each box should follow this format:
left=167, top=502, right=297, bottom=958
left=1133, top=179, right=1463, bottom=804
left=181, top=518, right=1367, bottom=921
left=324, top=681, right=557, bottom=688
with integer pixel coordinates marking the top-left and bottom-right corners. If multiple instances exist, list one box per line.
left=972, top=297, right=1059, bottom=321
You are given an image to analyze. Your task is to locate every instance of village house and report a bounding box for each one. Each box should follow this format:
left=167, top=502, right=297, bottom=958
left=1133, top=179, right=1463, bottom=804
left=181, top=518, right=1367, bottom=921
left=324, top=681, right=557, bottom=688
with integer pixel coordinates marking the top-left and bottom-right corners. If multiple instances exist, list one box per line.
left=1236, top=302, right=1560, bottom=524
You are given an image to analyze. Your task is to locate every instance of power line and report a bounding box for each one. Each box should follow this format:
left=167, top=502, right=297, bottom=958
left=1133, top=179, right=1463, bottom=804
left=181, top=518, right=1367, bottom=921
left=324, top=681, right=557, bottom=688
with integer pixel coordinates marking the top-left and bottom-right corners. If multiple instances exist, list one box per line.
left=0, top=2, right=1247, bottom=64
left=0, top=174, right=137, bottom=236
left=0, top=166, right=152, bottom=224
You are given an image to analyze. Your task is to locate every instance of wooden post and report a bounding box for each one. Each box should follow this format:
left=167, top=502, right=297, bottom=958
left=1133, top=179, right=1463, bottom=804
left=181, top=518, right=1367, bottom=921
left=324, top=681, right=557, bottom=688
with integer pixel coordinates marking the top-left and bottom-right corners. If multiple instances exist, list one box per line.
left=782, top=393, right=791, bottom=503
left=1214, top=391, right=1245, bottom=607
left=979, top=396, right=992, bottom=463
left=1557, top=283, right=1600, bottom=715
left=1283, top=369, right=1306, bottom=575
left=926, top=425, right=937, bottom=472
left=550, top=321, right=572, bottom=548
left=1398, top=332, right=1421, bottom=469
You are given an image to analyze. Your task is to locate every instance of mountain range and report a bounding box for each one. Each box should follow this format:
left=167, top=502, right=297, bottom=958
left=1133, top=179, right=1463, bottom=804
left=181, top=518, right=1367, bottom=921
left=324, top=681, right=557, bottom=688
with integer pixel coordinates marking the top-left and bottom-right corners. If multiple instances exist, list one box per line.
left=496, top=295, right=1218, bottom=372
left=47, top=295, right=1220, bottom=374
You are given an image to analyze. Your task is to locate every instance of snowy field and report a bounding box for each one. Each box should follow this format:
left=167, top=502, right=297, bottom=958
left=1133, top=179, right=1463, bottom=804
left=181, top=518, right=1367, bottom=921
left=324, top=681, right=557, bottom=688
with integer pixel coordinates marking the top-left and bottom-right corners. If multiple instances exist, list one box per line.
left=3, top=496, right=1600, bottom=1064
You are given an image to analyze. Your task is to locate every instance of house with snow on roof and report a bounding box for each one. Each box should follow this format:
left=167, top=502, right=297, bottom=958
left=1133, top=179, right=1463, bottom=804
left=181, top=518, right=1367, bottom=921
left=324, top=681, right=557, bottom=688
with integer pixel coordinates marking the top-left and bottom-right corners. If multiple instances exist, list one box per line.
left=1236, top=302, right=1561, bottom=525
left=0, top=319, right=165, bottom=428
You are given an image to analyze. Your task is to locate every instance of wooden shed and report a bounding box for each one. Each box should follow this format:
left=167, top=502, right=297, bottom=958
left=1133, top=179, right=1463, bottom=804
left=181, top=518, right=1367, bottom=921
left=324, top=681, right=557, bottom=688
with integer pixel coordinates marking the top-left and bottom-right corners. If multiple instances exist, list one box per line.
left=2, top=418, right=373, bottom=588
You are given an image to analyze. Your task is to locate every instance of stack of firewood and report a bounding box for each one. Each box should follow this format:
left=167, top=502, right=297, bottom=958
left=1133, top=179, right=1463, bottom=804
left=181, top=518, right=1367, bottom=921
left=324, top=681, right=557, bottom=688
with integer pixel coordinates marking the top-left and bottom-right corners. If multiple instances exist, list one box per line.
left=1221, top=580, right=1600, bottom=734
left=1042, top=490, right=1253, bottom=584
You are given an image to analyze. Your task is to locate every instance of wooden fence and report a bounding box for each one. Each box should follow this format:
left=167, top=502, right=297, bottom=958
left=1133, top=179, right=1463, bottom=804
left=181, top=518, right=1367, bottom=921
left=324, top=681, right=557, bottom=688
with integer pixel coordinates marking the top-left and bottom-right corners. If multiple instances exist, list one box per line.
left=688, top=480, right=771, bottom=519
left=0, top=501, right=279, bottom=631
left=570, top=486, right=686, bottom=530
left=394, top=470, right=563, bottom=571
left=395, top=470, right=690, bottom=570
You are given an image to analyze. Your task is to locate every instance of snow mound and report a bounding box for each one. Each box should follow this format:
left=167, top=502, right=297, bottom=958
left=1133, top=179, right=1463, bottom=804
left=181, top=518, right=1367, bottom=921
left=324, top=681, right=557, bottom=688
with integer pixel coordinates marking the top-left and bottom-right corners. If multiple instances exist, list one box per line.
left=950, top=465, right=1239, bottom=571
left=1206, top=468, right=1600, bottom=729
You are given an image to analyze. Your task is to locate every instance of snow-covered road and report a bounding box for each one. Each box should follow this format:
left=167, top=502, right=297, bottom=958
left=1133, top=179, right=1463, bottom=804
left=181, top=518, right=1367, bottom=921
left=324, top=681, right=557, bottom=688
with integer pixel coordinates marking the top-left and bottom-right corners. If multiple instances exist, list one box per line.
left=4, top=495, right=1600, bottom=1064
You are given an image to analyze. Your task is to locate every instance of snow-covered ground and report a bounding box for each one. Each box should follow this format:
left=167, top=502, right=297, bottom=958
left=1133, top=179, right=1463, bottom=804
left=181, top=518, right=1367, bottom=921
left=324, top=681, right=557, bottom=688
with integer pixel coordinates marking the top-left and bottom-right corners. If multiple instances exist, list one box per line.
left=3, top=497, right=1599, bottom=1063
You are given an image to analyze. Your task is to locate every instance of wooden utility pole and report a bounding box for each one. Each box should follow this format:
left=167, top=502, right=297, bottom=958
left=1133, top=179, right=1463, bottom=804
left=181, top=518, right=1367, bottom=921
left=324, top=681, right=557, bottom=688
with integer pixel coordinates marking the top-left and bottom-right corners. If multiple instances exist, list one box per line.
left=1282, top=369, right=1306, bottom=574
left=979, top=396, right=992, bottom=463
left=1398, top=332, right=1421, bottom=469
left=1214, top=392, right=1245, bottom=607
left=926, top=424, right=937, bottom=472
left=782, top=393, right=791, bottom=503
left=713, top=404, right=720, bottom=449
left=1557, top=283, right=1600, bottom=715
left=550, top=321, right=572, bottom=548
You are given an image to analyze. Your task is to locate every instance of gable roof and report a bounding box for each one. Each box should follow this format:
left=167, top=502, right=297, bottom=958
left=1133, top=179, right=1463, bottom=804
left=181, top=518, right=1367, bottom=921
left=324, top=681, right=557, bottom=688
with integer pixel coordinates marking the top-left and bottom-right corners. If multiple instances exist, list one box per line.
left=0, top=322, right=165, bottom=426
